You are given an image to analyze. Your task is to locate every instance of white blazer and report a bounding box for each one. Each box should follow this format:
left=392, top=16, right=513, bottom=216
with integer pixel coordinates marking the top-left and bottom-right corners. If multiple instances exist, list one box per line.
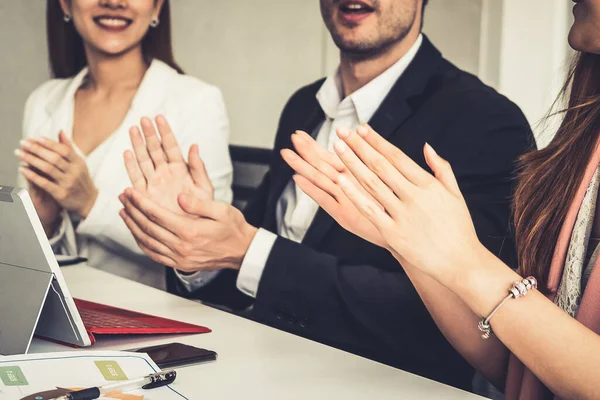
left=20, top=59, right=233, bottom=289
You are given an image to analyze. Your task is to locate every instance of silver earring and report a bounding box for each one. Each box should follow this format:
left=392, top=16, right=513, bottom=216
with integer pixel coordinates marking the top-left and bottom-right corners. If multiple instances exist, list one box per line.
left=63, top=14, right=72, bottom=23
left=150, top=18, right=159, bottom=28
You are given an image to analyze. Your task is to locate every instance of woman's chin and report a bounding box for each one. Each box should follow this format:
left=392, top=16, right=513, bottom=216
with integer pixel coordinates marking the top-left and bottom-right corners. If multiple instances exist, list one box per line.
left=88, top=42, right=140, bottom=59
left=568, top=26, right=600, bottom=54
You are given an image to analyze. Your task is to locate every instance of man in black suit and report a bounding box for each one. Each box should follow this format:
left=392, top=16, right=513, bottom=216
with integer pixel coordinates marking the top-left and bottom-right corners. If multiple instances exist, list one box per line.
left=119, top=0, right=533, bottom=391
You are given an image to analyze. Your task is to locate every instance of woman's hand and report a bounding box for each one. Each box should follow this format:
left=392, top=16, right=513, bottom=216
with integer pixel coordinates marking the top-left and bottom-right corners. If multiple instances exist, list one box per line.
left=281, top=130, right=387, bottom=247
left=16, top=132, right=98, bottom=219
left=331, top=124, right=487, bottom=286
left=123, top=115, right=213, bottom=216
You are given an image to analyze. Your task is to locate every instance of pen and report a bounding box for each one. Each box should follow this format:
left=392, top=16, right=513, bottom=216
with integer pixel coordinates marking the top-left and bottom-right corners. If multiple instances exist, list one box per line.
left=51, top=370, right=176, bottom=400
left=57, top=257, right=88, bottom=267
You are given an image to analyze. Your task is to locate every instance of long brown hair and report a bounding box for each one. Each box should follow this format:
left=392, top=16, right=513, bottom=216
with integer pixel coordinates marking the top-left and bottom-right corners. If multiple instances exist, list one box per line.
left=46, top=0, right=182, bottom=78
left=514, top=52, right=600, bottom=292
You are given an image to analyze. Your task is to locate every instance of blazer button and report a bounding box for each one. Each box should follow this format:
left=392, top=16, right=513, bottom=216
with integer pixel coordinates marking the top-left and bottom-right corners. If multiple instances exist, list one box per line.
left=287, top=313, right=297, bottom=325
left=275, top=309, right=285, bottom=320
left=299, top=318, right=309, bottom=328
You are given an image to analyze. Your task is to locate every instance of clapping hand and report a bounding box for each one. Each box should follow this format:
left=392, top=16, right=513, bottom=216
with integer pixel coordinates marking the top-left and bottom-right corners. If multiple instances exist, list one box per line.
left=119, top=115, right=257, bottom=272
left=327, top=124, right=483, bottom=286
left=281, top=129, right=387, bottom=248
left=16, top=132, right=98, bottom=219
left=123, top=115, right=213, bottom=216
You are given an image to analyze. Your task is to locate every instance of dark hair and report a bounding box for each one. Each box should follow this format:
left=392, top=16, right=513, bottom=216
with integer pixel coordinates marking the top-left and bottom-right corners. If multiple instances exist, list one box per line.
left=46, top=0, right=182, bottom=78
left=513, top=52, right=600, bottom=292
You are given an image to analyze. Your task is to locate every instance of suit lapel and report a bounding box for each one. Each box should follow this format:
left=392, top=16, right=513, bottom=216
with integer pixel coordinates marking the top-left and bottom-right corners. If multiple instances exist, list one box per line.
left=302, top=36, right=444, bottom=248
left=574, top=144, right=600, bottom=333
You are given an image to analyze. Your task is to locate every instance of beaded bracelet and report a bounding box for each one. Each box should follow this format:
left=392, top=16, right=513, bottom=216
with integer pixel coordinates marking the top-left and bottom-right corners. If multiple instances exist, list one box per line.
left=478, top=276, right=538, bottom=339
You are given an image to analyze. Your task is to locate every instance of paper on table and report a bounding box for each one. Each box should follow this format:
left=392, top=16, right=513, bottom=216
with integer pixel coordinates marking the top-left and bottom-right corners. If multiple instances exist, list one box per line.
left=0, top=351, right=188, bottom=400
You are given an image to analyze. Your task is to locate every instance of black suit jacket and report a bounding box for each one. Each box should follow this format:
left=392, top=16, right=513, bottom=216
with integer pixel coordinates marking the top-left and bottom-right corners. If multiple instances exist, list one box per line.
left=167, top=36, right=534, bottom=390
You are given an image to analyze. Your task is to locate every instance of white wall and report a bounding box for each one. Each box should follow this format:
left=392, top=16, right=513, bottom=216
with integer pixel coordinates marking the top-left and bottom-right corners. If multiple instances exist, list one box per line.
left=0, top=1, right=48, bottom=185
left=492, top=0, right=573, bottom=146
left=0, top=0, right=571, bottom=184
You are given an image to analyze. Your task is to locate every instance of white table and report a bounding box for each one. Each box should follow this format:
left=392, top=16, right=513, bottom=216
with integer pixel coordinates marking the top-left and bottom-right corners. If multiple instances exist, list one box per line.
left=30, top=265, right=486, bottom=399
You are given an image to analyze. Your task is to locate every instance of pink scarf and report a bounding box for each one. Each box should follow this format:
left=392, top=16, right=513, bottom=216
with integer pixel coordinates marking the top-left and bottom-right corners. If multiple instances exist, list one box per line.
left=505, top=143, right=600, bottom=399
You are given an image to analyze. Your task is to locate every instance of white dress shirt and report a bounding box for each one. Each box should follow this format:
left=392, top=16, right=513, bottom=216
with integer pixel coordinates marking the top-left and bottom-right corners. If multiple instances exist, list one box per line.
left=20, top=59, right=233, bottom=290
left=179, top=35, right=423, bottom=296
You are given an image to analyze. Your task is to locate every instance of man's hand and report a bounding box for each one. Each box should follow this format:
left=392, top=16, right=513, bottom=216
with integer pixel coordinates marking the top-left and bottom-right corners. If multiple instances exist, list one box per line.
left=124, top=115, right=213, bottom=216
left=119, top=188, right=258, bottom=273
left=17, top=132, right=98, bottom=218
left=281, top=128, right=387, bottom=247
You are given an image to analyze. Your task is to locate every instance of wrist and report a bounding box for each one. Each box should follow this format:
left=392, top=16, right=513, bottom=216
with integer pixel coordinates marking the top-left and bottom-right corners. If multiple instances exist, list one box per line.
left=451, top=245, right=523, bottom=318
left=230, top=223, right=258, bottom=271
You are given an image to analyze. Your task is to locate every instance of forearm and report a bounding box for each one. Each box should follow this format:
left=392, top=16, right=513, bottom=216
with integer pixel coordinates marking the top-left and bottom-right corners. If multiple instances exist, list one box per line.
left=401, top=259, right=509, bottom=389
left=451, top=247, right=600, bottom=399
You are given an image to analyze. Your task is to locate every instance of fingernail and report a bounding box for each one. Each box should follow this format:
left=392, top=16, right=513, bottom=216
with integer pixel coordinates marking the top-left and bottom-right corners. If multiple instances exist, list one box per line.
left=425, top=142, right=437, bottom=155
left=334, top=140, right=347, bottom=154
left=357, top=126, right=368, bottom=137
left=20, top=139, right=30, bottom=148
left=337, top=127, right=350, bottom=138
left=14, top=149, right=23, bottom=157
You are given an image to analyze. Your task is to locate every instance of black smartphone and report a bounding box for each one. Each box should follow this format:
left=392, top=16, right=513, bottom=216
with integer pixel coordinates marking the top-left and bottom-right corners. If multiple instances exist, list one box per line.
left=132, top=342, right=217, bottom=368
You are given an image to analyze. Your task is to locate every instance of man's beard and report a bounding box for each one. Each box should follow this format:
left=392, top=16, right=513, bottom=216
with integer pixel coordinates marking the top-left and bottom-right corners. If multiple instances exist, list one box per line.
left=329, top=22, right=414, bottom=61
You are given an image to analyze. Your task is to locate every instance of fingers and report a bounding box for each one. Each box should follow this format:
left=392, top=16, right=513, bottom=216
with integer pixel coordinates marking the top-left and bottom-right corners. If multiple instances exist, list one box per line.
left=20, top=139, right=69, bottom=172
left=118, top=208, right=177, bottom=267
left=188, top=144, right=213, bottom=193
left=337, top=128, right=412, bottom=199
left=333, top=140, right=404, bottom=219
left=15, top=148, right=65, bottom=180
left=424, top=143, right=462, bottom=197
left=123, top=188, right=184, bottom=237
left=291, top=133, right=342, bottom=181
left=155, top=115, right=184, bottom=163
left=337, top=174, right=396, bottom=234
left=281, top=148, right=339, bottom=200
left=294, top=130, right=345, bottom=172
left=57, top=131, right=76, bottom=160
left=356, top=124, right=433, bottom=186
left=178, top=193, right=228, bottom=220
left=293, top=174, right=340, bottom=214
left=123, top=150, right=146, bottom=190
left=20, top=166, right=63, bottom=198
left=140, top=117, right=167, bottom=168
left=119, top=191, right=181, bottom=243
left=129, top=126, right=155, bottom=180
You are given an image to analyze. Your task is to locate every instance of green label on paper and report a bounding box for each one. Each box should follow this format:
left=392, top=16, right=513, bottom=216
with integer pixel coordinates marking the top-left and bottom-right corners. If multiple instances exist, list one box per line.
left=0, top=366, right=28, bottom=386
left=94, top=360, right=128, bottom=381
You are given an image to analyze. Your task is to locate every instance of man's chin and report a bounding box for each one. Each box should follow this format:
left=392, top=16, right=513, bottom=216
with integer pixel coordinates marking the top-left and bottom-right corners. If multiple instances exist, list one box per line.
left=334, top=38, right=379, bottom=56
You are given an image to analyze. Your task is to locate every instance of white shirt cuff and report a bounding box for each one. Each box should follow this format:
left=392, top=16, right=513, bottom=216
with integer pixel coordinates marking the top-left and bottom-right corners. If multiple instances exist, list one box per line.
left=236, top=228, right=277, bottom=298
left=48, top=209, right=68, bottom=247
left=174, top=269, right=221, bottom=292
left=48, top=209, right=78, bottom=256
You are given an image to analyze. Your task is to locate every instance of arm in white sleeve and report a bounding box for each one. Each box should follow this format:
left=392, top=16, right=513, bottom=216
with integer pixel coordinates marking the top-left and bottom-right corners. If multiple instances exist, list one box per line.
left=236, top=228, right=277, bottom=298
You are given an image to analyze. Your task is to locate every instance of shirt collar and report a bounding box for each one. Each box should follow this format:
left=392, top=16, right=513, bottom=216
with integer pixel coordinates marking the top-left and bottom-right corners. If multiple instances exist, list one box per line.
left=316, top=34, right=423, bottom=123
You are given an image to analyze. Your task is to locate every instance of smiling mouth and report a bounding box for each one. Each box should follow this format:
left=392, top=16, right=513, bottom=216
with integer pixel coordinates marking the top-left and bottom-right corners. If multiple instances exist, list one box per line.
left=93, top=16, right=133, bottom=30
left=339, top=1, right=375, bottom=15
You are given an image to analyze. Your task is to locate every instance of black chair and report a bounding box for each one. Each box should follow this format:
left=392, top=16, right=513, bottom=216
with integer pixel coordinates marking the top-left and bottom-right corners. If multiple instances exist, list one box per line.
left=229, top=145, right=272, bottom=210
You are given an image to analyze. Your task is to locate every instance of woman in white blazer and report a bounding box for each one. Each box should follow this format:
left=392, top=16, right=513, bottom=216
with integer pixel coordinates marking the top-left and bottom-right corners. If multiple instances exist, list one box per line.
left=16, top=0, right=232, bottom=289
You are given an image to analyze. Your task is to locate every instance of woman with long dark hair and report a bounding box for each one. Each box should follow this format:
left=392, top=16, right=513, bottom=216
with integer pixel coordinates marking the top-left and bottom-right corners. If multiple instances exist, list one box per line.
left=283, top=0, right=600, bottom=398
left=17, top=0, right=232, bottom=289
